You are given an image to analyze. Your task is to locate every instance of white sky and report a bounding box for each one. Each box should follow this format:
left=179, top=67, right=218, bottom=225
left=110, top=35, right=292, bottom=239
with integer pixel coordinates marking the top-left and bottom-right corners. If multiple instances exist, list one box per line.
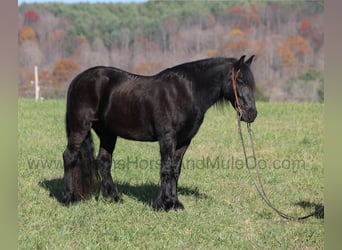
left=18, top=0, right=147, bottom=5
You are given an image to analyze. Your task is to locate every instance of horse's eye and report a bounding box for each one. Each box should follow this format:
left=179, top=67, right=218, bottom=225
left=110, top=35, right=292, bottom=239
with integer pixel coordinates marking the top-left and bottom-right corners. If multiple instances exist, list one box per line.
left=237, top=77, right=246, bottom=85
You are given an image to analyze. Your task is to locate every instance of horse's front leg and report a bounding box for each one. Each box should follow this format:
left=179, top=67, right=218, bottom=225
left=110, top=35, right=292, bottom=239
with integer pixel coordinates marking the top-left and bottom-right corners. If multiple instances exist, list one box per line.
left=154, top=135, right=189, bottom=211
left=171, top=141, right=191, bottom=210
left=154, top=133, right=175, bottom=211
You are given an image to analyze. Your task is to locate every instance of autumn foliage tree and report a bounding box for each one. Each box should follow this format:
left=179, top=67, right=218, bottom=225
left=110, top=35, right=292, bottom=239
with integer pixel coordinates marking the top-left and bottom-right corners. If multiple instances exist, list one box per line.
left=299, top=18, right=312, bottom=36
left=277, top=44, right=296, bottom=67
left=18, top=26, right=36, bottom=45
left=277, top=35, right=309, bottom=68
left=285, top=35, right=309, bottom=59
left=18, top=1, right=323, bottom=101
left=52, top=58, right=79, bottom=86
left=23, top=10, right=39, bottom=25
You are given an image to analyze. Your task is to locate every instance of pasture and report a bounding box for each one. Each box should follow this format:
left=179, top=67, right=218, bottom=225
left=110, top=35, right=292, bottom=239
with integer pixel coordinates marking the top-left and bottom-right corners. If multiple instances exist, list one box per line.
left=18, top=99, right=323, bottom=249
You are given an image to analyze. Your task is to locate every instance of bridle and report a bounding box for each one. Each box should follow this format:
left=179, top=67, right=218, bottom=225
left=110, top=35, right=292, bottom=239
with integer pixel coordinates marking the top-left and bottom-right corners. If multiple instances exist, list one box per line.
left=231, top=68, right=243, bottom=119
left=231, top=67, right=323, bottom=221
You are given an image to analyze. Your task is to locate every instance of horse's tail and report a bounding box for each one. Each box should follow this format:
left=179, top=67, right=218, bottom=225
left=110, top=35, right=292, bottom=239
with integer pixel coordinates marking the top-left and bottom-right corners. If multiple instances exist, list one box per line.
left=65, top=113, right=100, bottom=201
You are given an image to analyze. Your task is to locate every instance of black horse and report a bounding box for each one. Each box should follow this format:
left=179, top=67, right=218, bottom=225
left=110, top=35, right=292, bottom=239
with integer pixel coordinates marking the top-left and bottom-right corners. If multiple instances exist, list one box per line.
left=62, top=55, right=257, bottom=211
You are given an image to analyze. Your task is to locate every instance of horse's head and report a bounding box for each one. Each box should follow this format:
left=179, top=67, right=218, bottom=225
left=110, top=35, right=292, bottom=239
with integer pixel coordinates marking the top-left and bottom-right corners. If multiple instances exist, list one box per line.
left=228, top=55, right=257, bottom=123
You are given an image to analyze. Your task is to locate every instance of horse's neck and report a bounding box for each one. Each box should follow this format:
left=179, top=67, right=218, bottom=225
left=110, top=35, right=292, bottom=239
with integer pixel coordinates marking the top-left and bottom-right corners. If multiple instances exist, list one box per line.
left=193, top=85, right=220, bottom=113
left=193, top=65, right=230, bottom=113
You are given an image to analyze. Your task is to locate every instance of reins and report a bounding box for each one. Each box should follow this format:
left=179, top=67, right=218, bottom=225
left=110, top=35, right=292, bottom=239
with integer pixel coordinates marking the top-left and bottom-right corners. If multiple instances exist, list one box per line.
left=231, top=68, right=321, bottom=221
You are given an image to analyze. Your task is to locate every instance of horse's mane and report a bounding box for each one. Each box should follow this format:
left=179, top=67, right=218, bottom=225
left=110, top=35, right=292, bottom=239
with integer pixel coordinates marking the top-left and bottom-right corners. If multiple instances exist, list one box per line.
left=162, top=57, right=255, bottom=90
left=166, top=57, right=236, bottom=74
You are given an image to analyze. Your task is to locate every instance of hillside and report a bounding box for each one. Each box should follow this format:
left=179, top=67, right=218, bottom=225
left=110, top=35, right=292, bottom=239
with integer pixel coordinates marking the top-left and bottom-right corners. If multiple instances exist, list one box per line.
left=18, top=1, right=324, bottom=101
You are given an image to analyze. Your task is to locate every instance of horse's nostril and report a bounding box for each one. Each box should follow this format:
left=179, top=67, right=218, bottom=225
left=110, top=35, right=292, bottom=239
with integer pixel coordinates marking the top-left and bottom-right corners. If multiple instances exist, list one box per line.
left=253, top=109, right=257, bottom=118
left=246, top=108, right=257, bottom=122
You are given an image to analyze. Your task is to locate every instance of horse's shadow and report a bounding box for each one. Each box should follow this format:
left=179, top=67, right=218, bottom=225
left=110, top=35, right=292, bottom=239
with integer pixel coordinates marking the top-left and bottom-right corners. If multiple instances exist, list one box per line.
left=295, top=201, right=324, bottom=219
left=39, top=178, right=64, bottom=203
left=39, top=179, right=324, bottom=219
left=39, top=178, right=208, bottom=206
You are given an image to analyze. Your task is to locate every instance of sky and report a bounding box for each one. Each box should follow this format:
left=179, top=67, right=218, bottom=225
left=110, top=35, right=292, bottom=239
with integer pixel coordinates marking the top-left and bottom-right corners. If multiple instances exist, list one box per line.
left=18, top=0, right=147, bottom=5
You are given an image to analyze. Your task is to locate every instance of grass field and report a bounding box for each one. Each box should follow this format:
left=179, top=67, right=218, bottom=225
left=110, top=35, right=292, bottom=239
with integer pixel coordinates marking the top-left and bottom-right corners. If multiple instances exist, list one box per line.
left=18, top=99, right=323, bottom=249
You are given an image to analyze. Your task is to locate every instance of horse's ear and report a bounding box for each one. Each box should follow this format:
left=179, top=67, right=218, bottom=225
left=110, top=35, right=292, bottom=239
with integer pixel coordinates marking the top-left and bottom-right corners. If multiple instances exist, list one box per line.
left=245, top=55, right=255, bottom=66
left=234, top=55, right=246, bottom=70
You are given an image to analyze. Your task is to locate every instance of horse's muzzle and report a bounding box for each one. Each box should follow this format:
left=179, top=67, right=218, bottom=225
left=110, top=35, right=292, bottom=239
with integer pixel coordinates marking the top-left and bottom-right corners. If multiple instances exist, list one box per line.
left=241, top=108, right=257, bottom=123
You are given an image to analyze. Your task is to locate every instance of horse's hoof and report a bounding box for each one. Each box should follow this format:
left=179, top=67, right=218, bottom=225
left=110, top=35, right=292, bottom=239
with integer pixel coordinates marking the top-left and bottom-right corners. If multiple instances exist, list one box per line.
left=106, top=193, right=123, bottom=203
left=153, top=198, right=184, bottom=211
left=61, top=192, right=73, bottom=206
left=173, top=200, right=184, bottom=210
left=153, top=198, right=168, bottom=211
left=113, top=195, right=123, bottom=203
left=101, top=186, right=122, bottom=203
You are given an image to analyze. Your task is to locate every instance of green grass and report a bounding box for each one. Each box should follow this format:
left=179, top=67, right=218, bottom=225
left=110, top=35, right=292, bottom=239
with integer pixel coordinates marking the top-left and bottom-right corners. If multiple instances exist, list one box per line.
left=18, top=99, right=323, bottom=249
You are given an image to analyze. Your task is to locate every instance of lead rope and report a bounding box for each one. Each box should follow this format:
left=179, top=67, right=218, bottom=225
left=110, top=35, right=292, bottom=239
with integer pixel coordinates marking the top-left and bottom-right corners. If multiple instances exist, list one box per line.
left=232, top=68, right=321, bottom=221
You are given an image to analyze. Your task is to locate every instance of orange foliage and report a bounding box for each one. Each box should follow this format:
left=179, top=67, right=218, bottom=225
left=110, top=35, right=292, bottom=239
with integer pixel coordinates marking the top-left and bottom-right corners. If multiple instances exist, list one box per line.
left=228, top=5, right=243, bottom=14
left=39, top=70, right=55, bottom=86
left=224, top=39, right=249, bottom=50
left=49, top=29, right=66, bottom=43
left=250, top=2, right=259, bottom=13
left=229, top=28, right=245, bottom=37
left=276, top=35, right=309, bottom=67
left=19, top=67, right=68, bottom=97
left=277, top=44, right=296, bottom=67
left=286, top=35, right=309, bottom=56
left=52, top=58, right=80, bottom=85
left=18, top=67, right=33, bottom=96
left=24, top=70, right=54, bottom=86
left=132, top=62, right=162, bottom=75
left=18, top=26, right=36, bottom=45
left=250, top=40, right=267, bottom=55
left=247, top=3, right=260, bottom=23
left=207, top=49, right=218, bottom=57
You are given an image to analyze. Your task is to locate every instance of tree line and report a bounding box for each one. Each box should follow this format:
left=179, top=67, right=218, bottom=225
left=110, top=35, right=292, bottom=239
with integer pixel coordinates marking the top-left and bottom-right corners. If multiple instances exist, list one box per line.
left=18, top=0, right=324, bottom=101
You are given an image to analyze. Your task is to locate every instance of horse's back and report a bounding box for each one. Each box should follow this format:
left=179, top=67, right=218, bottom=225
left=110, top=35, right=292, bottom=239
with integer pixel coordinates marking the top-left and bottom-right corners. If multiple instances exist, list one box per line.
left=102, top=70, right=191, bottom=141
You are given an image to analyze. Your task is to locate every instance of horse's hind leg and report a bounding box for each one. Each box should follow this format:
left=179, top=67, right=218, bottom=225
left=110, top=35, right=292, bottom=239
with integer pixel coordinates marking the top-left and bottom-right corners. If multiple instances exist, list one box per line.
left=97, top=136, right=121, bottom=202
left=62, top=132, right=88, bottom=205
